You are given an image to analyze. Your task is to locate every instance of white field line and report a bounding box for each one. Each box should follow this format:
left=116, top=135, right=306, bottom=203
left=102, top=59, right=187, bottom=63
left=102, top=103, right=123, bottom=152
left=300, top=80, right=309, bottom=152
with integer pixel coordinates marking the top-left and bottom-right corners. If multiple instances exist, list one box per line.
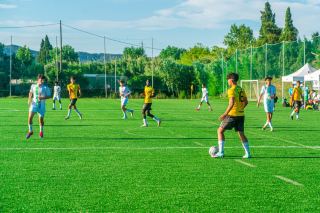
left=193, top=118, right=320, bottom=151
left=0, top=146, right=319, bottom=151
left=234, top=159, right=257, bottom=168
left=274, top=175, right=304, bottom=186
left=166, top=129, right=188, bottom=138
left=194, top=142, right=204, bottom=146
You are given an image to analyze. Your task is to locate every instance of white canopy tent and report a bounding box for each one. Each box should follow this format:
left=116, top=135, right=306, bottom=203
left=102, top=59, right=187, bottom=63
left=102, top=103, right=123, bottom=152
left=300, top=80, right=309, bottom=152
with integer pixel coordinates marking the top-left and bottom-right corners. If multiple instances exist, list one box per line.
left=281, top=63, right=317, bottom=101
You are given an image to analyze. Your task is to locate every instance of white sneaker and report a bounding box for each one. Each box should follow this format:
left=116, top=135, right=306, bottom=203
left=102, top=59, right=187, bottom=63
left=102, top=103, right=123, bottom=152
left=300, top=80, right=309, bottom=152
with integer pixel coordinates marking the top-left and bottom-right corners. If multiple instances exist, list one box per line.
left=64, top=116, right=69, bottom=120
left=79, top=114, right=82, bottom=120
left=140, top=124, right=148, bottom=127
left=131, top=110, right=134, bottom=116
left=122, top=117, right=128, bottom=119
left=262, top=125, right=267, bottom=130
left=243, top=153, right=252, bottom=158
left=270, top=128, right=274, bottom=132
left=157, top=119, right=162, bottom=127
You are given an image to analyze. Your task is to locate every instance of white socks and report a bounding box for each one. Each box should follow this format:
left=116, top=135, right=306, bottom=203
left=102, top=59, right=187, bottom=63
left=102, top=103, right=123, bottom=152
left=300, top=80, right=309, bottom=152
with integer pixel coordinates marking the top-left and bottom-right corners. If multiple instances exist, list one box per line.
left=67, top=109, right=71, bottom=117
left=153, top=116, right=160, bottom=122
left=265, top=121, right=269, bottom=126
left=143, top=119, right=147, bottom=125
left=218, top=141, right=225, bottom=153
left=53, top=103, right=55, bottom=108
left=40, top=126, right=43, bottom=133
left=123, top=111, right=127, bottom=118
left=198, top=105, right=201, bottom=109
left=29, top=124, right=33, bottom=132
left=60, top=103, right=62, bottom=109
left=209, top=105, right=212, bottom=109
left=296, top=113, right=299, bottom=119
left=75, top=108, right=81, bottom=116
left=291, top=110, right=296, bottom=116
left=269, top=122, right=273, bottom=129
left=242, top=142, right=250, bottom=155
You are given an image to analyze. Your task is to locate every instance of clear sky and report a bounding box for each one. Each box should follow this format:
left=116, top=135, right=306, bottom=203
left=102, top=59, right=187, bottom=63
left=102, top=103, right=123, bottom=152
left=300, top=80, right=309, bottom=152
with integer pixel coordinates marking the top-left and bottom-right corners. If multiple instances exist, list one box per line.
left=0, top=0, right=320, bottom=56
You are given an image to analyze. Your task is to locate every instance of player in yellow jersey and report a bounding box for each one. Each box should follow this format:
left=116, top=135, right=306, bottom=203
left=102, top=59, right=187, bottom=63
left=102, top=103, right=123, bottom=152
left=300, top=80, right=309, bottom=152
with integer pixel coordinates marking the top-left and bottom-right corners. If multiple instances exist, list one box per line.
left=140, top=79, right=161, bottom=127
left=65, top=76, right=82, bottom=120
left=211, top=73, right=251, bottom=158
left=290, top=80, right=303, bottom=120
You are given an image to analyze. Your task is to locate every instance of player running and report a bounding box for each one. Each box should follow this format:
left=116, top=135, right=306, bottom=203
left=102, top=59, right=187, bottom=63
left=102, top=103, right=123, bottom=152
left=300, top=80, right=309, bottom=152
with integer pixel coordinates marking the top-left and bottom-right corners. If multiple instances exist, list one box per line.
left=290, top=81, right=303, bottom=120
left=65, top=76, right=82, bottom=120
left=195, top=83, right=212, bottom=111
left=257, top=77, right=276, bottom=131
left=26, top=74, right=51, bottom=139
left=52, top=81, right=62, bottom=110
left=140, top=79, right=161, bottom=127
left=211, top=73, right=251, bottom=158
left=119, top=80, right=134, bottom=119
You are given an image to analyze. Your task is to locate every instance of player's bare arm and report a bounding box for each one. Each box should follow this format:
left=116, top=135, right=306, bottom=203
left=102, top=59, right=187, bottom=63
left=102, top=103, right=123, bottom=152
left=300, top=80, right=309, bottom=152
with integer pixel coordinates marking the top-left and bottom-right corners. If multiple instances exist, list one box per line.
left=78, top=88, right=82, bottom=98
left=219, top=97, right=234, bottom=121
left=257, top=94, right=263, bottom=107
left=38, top=96, right=51, bottom=100
left=28, top=92, right=33, bottom=105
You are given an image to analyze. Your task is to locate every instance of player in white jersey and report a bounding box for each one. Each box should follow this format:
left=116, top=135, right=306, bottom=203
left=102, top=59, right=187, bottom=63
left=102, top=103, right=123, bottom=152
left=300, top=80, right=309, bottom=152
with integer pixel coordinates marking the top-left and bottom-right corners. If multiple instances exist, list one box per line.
left=26, top=74, right=51, bottom=139
left=257, top=77, right=276, bottom=131
left=195, top=83, right=212, bottom=111
left=52, top=81, right=62, bottom=110
left=119, top=80, right=134, bottom=119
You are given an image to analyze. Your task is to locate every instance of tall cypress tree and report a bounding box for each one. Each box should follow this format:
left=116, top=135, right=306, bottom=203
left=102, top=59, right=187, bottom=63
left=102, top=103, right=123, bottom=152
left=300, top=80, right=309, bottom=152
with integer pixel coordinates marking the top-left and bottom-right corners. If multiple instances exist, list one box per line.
left=279, top=7, right=298, bottom=42
left=37, top=35, right=52, bottom=64
left=256, top=2, right=282, bottom=45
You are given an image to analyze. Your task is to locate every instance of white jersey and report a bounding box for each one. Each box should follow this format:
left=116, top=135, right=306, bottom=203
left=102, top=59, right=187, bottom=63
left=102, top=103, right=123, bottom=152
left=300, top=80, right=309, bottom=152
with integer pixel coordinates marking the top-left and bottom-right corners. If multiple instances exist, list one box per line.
left=29, top=84, right=51, bottom=108
left=261, top=85, right=276, bottom=105
left=202, top=88, right=208, bottom=98
left=53, top=86, right=61, bottom=97
left=312, top=92, right=317, bottom=99
left=119, top=86, right=131, bottom=99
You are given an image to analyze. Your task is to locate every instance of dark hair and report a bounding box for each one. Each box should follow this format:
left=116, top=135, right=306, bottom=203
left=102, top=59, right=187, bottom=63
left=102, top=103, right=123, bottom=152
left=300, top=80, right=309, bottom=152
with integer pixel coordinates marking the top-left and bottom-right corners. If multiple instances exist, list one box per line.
left=227, top=73, right=239, bottom=82
left=265, top=77, right=272, bottom=81
left=312, top=90, right=315, bottom=92
left=55, top=81, right=58, bottom=84
left=202, top=83, right=205, bottom=86
left=119, top=80, right=124, bottom=83
left=147, top=79, right=151, bottom=82
left=70, top=76, right=75, bottom=80
left=37, top=74, right=45, bottom=80
left=297, top=81, right=301, bottom=84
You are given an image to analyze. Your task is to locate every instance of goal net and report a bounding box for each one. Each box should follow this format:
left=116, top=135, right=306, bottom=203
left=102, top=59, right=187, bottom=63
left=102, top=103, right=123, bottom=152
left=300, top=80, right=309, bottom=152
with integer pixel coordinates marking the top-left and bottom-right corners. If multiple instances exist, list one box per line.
left=240, top=80, right=259, bottom=100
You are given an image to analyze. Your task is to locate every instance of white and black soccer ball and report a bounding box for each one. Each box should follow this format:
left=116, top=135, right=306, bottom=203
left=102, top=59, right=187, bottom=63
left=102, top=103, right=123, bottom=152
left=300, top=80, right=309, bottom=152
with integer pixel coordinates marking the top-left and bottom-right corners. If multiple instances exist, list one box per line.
left=209, top=146, right=219, bottom=156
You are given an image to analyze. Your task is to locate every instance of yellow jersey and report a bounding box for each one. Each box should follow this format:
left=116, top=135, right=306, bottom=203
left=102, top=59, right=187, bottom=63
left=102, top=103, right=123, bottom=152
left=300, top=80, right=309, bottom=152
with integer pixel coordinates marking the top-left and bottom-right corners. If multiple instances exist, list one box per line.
left=228, top=85, right=247, bottom=117
left=67, top=83, right=80, bottom=99
left=144, top=86, right=155, bottom=103
left=293, top=87, right=302, bottom=101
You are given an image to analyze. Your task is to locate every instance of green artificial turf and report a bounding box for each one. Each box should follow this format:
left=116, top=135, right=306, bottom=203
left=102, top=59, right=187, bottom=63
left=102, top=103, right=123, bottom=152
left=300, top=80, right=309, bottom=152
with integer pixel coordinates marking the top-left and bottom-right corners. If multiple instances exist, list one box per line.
left=1, top=98, right=320, bottom=212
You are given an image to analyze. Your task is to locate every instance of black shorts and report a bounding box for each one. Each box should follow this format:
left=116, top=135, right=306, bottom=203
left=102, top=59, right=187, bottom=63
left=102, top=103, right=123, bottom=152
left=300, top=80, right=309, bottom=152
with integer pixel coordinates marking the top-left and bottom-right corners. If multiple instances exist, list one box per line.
left=220, top=115, right=245, bottom=132
left=70, top=99, right=77, bottom=106
left=294, top=101, right=301, bottom=109
left=142, top=103, right=152, bottom=111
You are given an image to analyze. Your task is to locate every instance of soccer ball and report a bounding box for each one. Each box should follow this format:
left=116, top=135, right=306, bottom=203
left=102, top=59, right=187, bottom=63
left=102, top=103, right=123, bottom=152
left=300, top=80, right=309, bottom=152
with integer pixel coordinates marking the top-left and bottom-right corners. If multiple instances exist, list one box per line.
left=209, top=146, right=219, bottom=156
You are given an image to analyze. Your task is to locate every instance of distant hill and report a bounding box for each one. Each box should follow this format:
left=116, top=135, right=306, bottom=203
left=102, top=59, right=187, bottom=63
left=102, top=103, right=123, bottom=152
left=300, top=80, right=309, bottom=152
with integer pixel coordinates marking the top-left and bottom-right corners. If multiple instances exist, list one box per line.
left=78, top=52, right=122, bottom=63
left=3, top=45, right=122, bottom=64
left=3, top=44, right=38, bottom=63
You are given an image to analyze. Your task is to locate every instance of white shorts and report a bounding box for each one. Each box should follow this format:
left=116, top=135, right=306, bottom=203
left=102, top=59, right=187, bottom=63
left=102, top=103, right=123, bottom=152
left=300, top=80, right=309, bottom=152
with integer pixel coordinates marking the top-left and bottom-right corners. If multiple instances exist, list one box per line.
left=121, top=97, right=128, bottom=106
left=29, top=105, right=46, bottom=118
left=264, top=104, right=274, bottom=113
left=201, top=96, right=209, bottom=103
left=53, top=95, right=61, bottom=101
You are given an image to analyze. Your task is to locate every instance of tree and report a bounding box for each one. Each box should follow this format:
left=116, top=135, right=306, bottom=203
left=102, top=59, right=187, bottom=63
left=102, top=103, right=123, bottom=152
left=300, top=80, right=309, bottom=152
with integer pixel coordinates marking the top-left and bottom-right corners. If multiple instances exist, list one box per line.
left=180, top=43, right=211, bottom=65
left=123, top=46, right=145, bottom=59
left=37, top=35, right=53, bottom=64
left=61, top=45, right=79, bottom=63
left=223, top=24, right=255, bottom=52
left=159, top=46, right=186, bottom=60
left=257, top=2, right=282, bottom=45
left=279, top=7, right=298, bottom=42
left=16, top=45, right=35, bottom=67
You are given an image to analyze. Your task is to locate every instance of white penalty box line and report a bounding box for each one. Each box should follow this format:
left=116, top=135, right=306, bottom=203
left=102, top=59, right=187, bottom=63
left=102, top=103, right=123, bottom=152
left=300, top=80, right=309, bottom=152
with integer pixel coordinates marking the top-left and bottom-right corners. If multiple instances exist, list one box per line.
left=0, top=145, right=319, bottom=151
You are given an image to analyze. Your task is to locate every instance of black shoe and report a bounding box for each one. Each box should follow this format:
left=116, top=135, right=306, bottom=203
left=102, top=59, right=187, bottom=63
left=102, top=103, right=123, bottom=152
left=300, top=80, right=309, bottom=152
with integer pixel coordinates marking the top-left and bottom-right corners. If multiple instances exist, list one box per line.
left=290, top=115, right=293, bottom=120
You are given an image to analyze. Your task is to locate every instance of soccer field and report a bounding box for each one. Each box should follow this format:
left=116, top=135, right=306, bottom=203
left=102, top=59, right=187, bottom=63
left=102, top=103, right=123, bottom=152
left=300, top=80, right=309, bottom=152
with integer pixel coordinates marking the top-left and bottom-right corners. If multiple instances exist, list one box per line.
left=1, top=98, right=320, bottom=212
